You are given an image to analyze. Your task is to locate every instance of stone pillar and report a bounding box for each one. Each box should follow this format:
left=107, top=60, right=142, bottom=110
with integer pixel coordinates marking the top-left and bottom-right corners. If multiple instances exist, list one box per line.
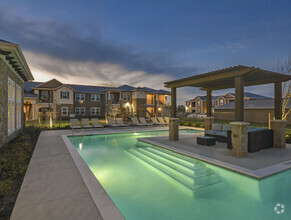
left=230, top=122, right=249, bottom=157
left=169, top=118, right=179, bottom=141
left=204, top=117, right=213, bottom=131
left=271, top=120, right=286, bottom=148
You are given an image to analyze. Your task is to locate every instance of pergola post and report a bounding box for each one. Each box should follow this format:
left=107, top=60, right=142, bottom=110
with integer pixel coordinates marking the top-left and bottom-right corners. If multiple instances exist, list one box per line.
left=271, top=82, right=286, bottom=148
left=169, top=87, right=179, bottom=141
left=234, top=76, right=244, bottom=121
left=205, top=89, right=213, bottom=130
left=274, top=82, right=282, bottom=119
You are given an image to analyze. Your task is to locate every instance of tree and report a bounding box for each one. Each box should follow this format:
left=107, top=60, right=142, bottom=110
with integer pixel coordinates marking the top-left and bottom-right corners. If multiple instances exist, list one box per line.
left=177, top=105, right=185, bottom=113
left=278, top=53, right=291, bottom=120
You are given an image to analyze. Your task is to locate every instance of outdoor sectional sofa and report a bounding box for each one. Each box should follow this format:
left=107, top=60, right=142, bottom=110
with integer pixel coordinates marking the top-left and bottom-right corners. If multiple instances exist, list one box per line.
left=205, top=123, right=274, bottom=153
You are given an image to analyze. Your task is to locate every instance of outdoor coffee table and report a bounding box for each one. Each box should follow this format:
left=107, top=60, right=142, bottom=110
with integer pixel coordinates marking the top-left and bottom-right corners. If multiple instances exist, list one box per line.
left=197, top=136, right=216, bottom=146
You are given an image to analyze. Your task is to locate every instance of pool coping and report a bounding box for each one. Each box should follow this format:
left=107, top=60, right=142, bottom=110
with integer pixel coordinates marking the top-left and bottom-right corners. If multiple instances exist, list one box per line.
left=137, top=138, right=291, bottom=179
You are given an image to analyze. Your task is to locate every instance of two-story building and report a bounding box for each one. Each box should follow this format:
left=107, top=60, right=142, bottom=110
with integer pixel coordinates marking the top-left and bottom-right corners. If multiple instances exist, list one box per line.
left=0, top=39, right=34, bottom=149
left=185, top=92, right=270, bottom=114
left=24, top=79, right=170, bottom=120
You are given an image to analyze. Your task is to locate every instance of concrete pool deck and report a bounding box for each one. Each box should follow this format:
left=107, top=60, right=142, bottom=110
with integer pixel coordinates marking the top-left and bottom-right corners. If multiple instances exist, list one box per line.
left=11, top=126, right=291, bottom=219
left=139, top=132, right=291, bottom=179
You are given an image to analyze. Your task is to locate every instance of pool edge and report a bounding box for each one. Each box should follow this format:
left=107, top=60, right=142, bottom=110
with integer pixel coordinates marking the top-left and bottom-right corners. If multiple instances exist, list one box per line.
left=61, top=135, right=125, bottom=220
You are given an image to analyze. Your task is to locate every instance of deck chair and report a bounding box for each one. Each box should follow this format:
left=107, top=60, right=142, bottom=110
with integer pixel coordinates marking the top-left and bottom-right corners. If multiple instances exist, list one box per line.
left=81, top=118, right=93, bottom=128
left=131, top=117, right=143, bottom=126
left=139, top=117, right=152, bottom=126
left=116, top=118, right=129, bottom=127
left=151, top=117, right=162, bottom=125
left=158, top=117, right=167, bottom=125
left=164, top=117, right=170, bottom=124
left=70, top=118, right=81, bottom=129
left=91, top=118, right=103, bottom=128
left=107, top=118, right=120, bottom=127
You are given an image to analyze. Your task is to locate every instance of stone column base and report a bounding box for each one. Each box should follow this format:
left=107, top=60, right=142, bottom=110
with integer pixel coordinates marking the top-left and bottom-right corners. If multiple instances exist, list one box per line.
left=204, top=117, right=214, bottom=131
left=169, top=118, right=180, bottom=141
left=271, top=120, right=287, bottom=148
left=230, top=121, right=249, bottom=157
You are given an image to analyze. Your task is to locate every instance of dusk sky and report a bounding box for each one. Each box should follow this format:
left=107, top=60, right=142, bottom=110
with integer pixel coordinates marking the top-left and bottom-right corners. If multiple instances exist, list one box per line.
left=1, top=0, right=291, bottom=104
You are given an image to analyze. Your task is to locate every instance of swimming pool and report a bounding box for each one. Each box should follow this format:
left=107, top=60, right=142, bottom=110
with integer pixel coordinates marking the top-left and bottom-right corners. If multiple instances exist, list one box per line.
left=68, top=129, right=291, bottom=220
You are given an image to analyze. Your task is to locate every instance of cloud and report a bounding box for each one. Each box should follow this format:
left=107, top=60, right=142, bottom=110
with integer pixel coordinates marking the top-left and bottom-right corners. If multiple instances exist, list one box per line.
left=24, top=50, right=173, bottom=90
left=0, top=5, right=197, bottom=76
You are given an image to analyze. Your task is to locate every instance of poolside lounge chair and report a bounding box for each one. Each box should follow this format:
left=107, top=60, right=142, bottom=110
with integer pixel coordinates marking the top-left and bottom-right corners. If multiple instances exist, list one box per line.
left=139, top=117, right=152, bottom=126
left=131, top=117, right=143, bottom=126
left=70, top=118, right=81, bottom=129
left=91, top=118, right=103, bottom=128
left=164, top=117, right=170, bottom=124
left=81, top=118, right=93, bottom=128
left=107, top=118, right=120, bottom=127
left=157, top=117, right=167, bottom=125
left=151, top=117, right=163, bottom=125
left=116, top=118, right=129, bottom=127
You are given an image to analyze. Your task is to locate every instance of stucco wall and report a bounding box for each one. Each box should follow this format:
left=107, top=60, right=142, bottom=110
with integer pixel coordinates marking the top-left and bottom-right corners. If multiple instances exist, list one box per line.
left=0, top=58, right=24, bottom=149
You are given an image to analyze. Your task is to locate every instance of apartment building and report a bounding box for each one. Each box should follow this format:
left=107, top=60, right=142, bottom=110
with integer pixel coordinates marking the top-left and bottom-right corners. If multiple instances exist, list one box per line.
left=185, top=92, right=270, bottom=114
left=24, top=79, right=170, bottom=120
left=0, top=39, right=34, bottom=148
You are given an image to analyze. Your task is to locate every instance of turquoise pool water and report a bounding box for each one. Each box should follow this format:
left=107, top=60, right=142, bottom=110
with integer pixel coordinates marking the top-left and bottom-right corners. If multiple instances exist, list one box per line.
left=69, top=130, right=291, bottom=220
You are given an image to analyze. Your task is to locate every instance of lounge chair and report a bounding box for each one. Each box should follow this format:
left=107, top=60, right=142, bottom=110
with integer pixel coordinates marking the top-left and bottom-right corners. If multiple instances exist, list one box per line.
left=107, top=118, right=120, bottom=127
left=91, top=118, right=103, bottom=128
left=70, top=118, right=81, bottom=129
left=139, top=117, right=152, bottom=126
left=131, top=117, right=143, bottom=126
left=81, top=118, right=93, bottom=128
left=164, top=117, right=170, bottom=124
left=116, top=118, right=129, bottom=127
left=157, top=117, right=167, bottom=125
left=151, top=117, right=163, bottom=125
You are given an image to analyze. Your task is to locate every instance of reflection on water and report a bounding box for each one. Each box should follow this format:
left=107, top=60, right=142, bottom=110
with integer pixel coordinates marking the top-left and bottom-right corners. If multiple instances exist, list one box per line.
left=69, top=130, right=291, bottom=220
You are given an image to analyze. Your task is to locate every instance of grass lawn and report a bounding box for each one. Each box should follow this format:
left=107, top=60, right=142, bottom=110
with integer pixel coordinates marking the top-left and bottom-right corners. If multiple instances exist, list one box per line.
left=0, top=126, right=41, bottom=219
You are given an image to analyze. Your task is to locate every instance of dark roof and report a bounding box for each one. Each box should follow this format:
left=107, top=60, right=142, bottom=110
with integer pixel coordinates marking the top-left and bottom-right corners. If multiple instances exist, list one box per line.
left=24, top=81, right=170, bottom=95
left=215, top=99, right=291, bottom=110
left=228, top=92, right=270, bottom=99
left=68, top=84, right=109, bottom=93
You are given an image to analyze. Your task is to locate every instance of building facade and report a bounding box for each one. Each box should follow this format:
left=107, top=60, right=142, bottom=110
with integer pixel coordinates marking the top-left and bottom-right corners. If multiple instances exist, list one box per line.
left=0, top=40, right=34, bottom=149
left=24, top=79, right=170, bottom=120
left=185, top=92, right=270, bottom=114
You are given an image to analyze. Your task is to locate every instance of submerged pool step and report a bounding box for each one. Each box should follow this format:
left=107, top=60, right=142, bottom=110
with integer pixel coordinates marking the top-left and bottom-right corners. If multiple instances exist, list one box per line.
left=137, top=148, right=213, bottom=178
left=126, top=148, right=221, bottom=192
left=135, top=141, right=206, bottom=167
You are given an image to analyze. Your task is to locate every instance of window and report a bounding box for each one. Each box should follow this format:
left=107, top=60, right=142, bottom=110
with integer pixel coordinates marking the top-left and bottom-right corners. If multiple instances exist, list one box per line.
left=90, top=107, right=101, bottom=115
left=91, top=94, right=101, bottom=101
left=220, top=99, right=224, bottom=105
left=198, top=109, right=201, bottom=113
left=61, top=107, right=68, bottom=116
left=75, top=93, right=85, bottom=101
left=198, top=101, right=201, bottom=106
left=110, top=94, right=114, bottom=101
left=61, top=91, right=69, bottom=99
left=8, top=78, right=16, bottom=134
left=16, top=85, right=21, bottom=129
left=75, top=107, right=85, bottom=115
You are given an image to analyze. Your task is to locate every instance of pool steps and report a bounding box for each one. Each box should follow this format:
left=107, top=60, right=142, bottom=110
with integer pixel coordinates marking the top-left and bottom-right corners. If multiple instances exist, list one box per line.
left=126, top=144, right=221, bottom=192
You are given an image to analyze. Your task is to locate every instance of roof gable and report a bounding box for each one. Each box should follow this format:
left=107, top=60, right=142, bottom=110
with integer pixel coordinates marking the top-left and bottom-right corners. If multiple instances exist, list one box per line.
left=36, top=78, right=63, bottom=88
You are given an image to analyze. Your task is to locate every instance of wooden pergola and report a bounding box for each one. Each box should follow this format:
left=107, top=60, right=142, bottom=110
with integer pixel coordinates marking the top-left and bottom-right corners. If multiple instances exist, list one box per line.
left=165, top=65, right=291, bottom=121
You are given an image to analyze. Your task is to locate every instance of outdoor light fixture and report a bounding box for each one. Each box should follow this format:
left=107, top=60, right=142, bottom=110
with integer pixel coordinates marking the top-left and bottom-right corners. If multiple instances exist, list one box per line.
left=158, top=107, right=161, bottom=111
left=79, top=100, right=84, bottom=104
left=125, top=102, right=130, bottom=107
left=186, top=106, right=189, bottom=110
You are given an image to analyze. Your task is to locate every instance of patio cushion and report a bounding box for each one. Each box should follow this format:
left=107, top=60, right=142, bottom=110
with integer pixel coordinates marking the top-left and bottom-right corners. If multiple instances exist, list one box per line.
left=222, top=124, right=232, bottom=132
left=212, top=123, right=223, bottom=131
left=215, top=131, right=228, bottom=137
left=205, top=130, right=219, bottom=136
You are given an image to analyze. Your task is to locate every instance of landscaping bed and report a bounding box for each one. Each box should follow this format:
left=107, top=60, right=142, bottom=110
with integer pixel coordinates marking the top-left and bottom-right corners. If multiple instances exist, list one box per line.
left=0, top=126, right=41, bottom=220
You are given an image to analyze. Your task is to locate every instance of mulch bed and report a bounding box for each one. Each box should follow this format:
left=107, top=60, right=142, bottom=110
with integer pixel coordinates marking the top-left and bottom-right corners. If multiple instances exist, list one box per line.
left=0, top=126, right=40, bottom=220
